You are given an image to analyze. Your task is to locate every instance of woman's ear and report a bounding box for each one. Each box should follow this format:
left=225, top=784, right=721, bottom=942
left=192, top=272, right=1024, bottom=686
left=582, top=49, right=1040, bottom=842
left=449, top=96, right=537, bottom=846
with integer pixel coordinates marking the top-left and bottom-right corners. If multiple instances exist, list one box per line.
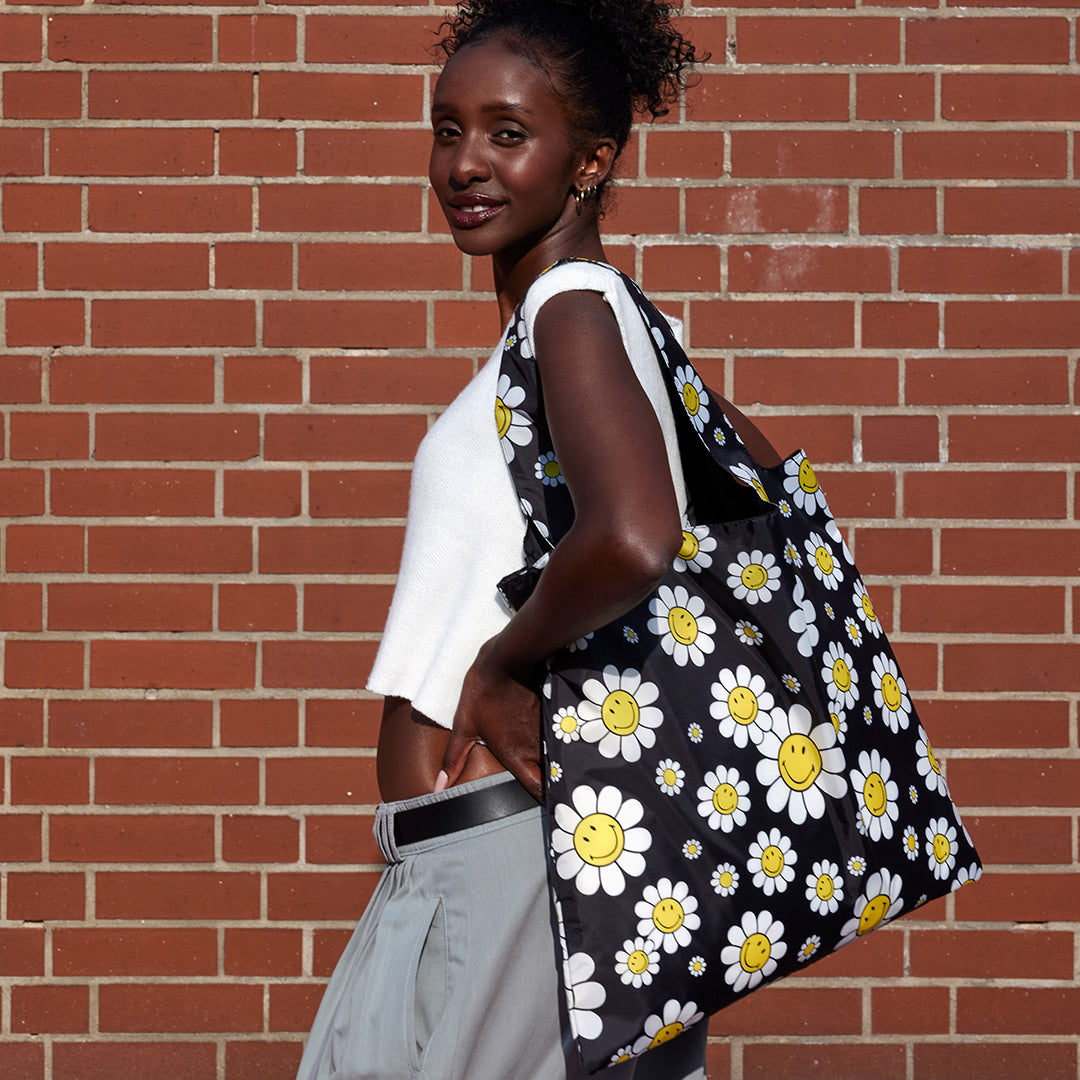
left=578, top=138, right=619, bottom=191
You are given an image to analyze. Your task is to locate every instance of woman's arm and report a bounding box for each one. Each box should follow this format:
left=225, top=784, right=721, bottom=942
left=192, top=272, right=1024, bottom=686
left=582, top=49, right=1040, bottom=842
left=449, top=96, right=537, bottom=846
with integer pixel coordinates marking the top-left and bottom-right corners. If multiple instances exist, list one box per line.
left=437, top=290, right=684, bottom=799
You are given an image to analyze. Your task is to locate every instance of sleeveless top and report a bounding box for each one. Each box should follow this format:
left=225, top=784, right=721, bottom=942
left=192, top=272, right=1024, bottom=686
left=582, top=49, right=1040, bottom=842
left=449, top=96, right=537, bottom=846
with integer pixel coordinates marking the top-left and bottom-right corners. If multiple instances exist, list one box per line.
left=366, top=261, right=688, bottom=730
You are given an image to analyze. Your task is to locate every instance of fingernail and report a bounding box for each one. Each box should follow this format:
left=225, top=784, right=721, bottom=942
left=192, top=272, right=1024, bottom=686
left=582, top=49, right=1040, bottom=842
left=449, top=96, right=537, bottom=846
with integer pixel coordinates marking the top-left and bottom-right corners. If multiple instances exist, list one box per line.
left=433, top=770, right=448, bottom=793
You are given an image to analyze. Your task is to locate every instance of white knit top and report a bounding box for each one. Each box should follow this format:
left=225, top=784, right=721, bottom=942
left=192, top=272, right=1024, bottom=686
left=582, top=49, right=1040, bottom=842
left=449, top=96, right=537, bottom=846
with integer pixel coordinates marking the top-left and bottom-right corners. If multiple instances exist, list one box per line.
left=366, top=261, right=687, bottom=730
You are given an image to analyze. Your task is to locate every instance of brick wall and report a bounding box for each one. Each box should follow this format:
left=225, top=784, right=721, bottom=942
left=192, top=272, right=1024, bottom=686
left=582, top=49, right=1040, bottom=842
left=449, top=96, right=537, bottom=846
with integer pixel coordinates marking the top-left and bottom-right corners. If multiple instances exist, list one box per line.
left=1, top=2, right=1078, bottom=1078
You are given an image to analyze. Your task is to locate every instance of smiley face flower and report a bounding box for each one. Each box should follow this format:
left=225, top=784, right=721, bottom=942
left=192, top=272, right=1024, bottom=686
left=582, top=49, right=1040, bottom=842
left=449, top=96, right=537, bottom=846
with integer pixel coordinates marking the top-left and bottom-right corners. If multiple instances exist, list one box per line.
left=851, top=748, right=899, bottom=841
left=837, top=868, right=904, bottom=947
left=655, top=758, right=685, bottom=796
left=632, top=999, right=705, bottom=1056
left=551, top=784, right=652, bottom=897
left=697, top=765, right=750, bottom=833
left=784, top=452, right=828, bottom=515
left=578, top=666, right=664, bottom=762
left=551, top=706, right=581, bottom=744
left=710, top=664, right=775, bottom=747
left=915, top=726, right=949, bottom=797
left=648, top=585, right=716, bottom=667
left=495, top=372, right=532, bottom=464
left=721, top=910, right=787, bottom=993
left=674, top=524, right=716, bottom=574
left=853, top=579, right=883, bottom=639
left=748, top=827, right=797, bottom=896
left=614, top=936, right=660, bottom=988
left=806, top=860, right=844, bottom=916
left=735, top=620, right=764, bottom=647
left=711, top=863, right=739, bottom=896
left=675, top=364, right=711, bottom=433
left=871, top=653, right=912, bottom=733
left=805, top=532, right=844, bottom=591
left=925, top=817, right=958, bottom=880
left=731, top=462, right=770, bottom=504
left=635, top=878, right=701, bottom=954
left=727, top=549, right=782, bottom=605
left=564, top=951, right=605, bottom=1042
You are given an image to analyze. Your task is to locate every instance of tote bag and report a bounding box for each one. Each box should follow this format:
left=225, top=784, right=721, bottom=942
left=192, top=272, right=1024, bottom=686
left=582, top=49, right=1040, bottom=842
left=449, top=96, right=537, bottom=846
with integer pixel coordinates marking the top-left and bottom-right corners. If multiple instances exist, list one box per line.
left=496, top=260, right=982, bottom=1074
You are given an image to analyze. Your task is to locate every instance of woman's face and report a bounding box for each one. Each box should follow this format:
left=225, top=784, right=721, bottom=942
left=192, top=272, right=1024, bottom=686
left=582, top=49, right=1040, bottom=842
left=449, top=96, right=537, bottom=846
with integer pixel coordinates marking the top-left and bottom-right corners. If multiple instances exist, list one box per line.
left=429, top=38, right=583, bottom=263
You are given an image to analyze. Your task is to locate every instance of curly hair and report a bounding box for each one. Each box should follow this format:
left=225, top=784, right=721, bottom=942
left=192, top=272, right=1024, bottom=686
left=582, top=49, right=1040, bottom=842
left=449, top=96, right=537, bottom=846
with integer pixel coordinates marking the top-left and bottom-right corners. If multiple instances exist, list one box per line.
left=437, top=0, right=704, bottom=194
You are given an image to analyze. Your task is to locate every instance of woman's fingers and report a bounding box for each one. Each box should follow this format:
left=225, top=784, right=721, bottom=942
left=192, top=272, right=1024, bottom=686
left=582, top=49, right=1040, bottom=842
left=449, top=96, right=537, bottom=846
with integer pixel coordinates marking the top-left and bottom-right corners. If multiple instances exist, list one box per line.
left=436, top=725, right=478, bottom=792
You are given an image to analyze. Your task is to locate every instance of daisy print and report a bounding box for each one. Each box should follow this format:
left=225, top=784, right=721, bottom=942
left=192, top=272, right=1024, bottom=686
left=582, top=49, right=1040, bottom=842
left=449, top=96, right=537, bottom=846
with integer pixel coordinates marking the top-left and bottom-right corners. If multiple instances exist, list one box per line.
left=787, top=576, right=819, bottom=658
left=797, top=935, right=821, bottom=963
left=549, top=761, right=563, bottom=784
left=838, top=868, right=904, bottom=947
left=636, top=878, right=701, bottom=954
left=648, top=584, right=716, bottom=667
left=781, top=673, right=801, bottom=694
left=632, top=999, right=705, bottom=1055
left=721, top=910, right=787, bottom=993
left=656, top=759, right=685, bottom=797
left=713, top=426, right=726, bottom=447
left=682, top=839, right=703, bottom=860
left=551, top=706, right=581, bottom=744
left=578, top=665, right=664, bottom=762
left=805, top=532, right=844, bottom=591
left=697, top=765, right=751, bottom=833
left=712, top=863, right=739, bottom=896
left=926, top=817, right=958, bottom=880
left=847, top=854, right=867, bottom=876
left=828, top=708, right=849, bottom=743
left=688, top=956, right=707, bottom=978
left=915, top=726, right=949, bottom=797
left=909, top=784, right=919, bottom=804
left=735, top=620, right=764, bottom=647
left=551, top=784, right=652, bottom=897
left=535, top=450, right=565, bottom=487
left=756, top=703, right=848, bottom=826
left=727, top=549, right=782, bottom=605
left=495, top=373, right=532, bottom=464
left=623, top=625, right=639, bottom=644
left=784, top=452, right=828, bottom=515
left=675, top=364, right=711, bottom=433
left=710, top=664, right=775, bottom=747
left=731, top=462, right=770, bottom=504
left=821, top=641, right=859, bottom=711
left=844, top=616, right=863, bottom=648
left=951, top=862, right=982, bottom=891
left=778, top=499, right=792, bottom=518
left=806, top=860, right=844, bottom=916
left=687, top=721, right=703, bottom=744
left=871, top=652, right=912, bottom=733
left=851, top=748, right=900, bottom=842
left=564, top=951, right=605, bottom=1042
left=782, top=537, right=803, bottom=568
left=902, top=824, right=919, bottom=861
left=614, top=936, right=660, bottom=988
left=853, top=579, right=883, bottom=639
left=748, top=827, right=797, bottom=896
left=674, top=524, right=716, bottom=574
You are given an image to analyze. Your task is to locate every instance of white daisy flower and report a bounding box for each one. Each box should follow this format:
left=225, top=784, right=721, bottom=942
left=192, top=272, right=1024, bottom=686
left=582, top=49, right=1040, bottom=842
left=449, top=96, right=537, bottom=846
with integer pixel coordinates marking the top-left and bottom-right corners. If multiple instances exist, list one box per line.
left=697, top=765, right=750, bottom=833
left=821, top=640, right=859, bottom=711
left=778, top=499, right=792, bottom=518
left=851, top=748, right=899, bottom=842
left=828, top=708, right=849, bottom=744
left=614, top=936, right=660, bottom=988
left=726, top=549, right=782, bottom=605
left=731, top=462, right=770, bottom=504
left=825, top=602, right=836, bottom=619
left=871, top=653, right=912, bottom=733
left=844, top=616, right=863, bottom=648
left=748, top=827, right=797, bottom=896
left=787, top=576, right=819, bottom=658
left=805, top=532, right=844, bottom=591
left=755, top=703, right=848, bottom=826
left=713, top=426, right=726, bottom=447
left=495, top=373, right=532, bottom=463
left=635, top=878, right=701, bottom=954
left=711, top=863, right=739, bottom=896
left=622, top=625, right=639, bottom=644
left=847, top=854, right=867, bottom=876
left=552, top=707, right=581, bottom=743
left=674, top=524, right=716, bottom=574
left=647, top=584, right=717, bottom=667
left=797, top=934, right=821, bottom=963
left=632, top=999, right=704, bottom=1055
left=511, top=316, right=533, bottom=359
left=687, top=722, right=703, bottom=744
left=610, top=1047, right=634, bottom=1066
left=535, top=450, right=564, bottom=487
left=781, top=673, right=801, bottom=694
left=655, top=758, right=685, bottom=797
left=951, top=862, right=982, bottom=892
left=551, top=784, right=652, bottom=897
left=783, top=453, right=828, bottom=514
left=902, top=824, right=918, bottom=861
left=917, top=894, right=928, bottom=907
left=782, top=538, right=803, bottom=568
left=578, top=665, right=664, bottom=762
left=806, top=859, right=844, bottom=915
left=838, top=868, right=904, bottom=947
left=825, top=517, right=853, bottom=565
left=689, top=956, right=707, bottom=977
left=709, top=663, right=774, bottom=747
left=568, top=631, right=593, bottom=652
left=863, top=705, right=874, bottom=725
left=549, top=761, right=563, bottom=783
left=853, top=579, right=883, bottom=638
left=675, top=364, right=711, bottom=433
left=926, top=817, right=958, bottom=880
left=682, top=839, right=702, bottom=860
left=909, top=784, right=919, bottom=804
left=735, top=620, right=764, bottom=647
left=721, top=910, right=787, bottom=993
left=564, top=950, right=605, bottom=1042
left=915, top=726, right=949, bottom=797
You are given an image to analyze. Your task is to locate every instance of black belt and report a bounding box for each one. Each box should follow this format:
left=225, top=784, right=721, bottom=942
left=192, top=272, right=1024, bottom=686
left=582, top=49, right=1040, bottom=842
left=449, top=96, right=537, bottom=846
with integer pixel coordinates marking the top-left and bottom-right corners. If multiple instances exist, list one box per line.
left=393, top=777, right=538, bottom=848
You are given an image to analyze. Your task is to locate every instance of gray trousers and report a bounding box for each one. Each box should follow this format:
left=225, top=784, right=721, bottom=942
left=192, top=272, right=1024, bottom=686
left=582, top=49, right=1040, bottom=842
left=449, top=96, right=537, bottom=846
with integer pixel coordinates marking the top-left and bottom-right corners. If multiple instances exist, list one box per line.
left=296, top=773, right=708, bottom=1080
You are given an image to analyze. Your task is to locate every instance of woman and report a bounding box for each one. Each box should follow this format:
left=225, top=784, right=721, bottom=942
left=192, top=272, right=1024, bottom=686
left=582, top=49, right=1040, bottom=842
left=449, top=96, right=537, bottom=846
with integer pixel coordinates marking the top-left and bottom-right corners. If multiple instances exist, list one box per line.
left=297, top=3, right=777, bottom=1077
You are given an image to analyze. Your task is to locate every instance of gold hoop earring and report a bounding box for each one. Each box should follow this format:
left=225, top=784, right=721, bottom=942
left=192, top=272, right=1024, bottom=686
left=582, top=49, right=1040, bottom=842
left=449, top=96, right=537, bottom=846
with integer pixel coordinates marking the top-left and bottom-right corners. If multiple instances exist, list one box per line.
left=574, top=184, right=597, bottom=214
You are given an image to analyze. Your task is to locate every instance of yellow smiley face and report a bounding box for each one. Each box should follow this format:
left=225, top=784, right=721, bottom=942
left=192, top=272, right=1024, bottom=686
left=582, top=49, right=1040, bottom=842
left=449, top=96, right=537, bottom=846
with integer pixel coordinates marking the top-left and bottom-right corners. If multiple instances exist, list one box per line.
left=495, top=397, right=512, bottom=439
left=728, top=686, right=759, bottom=725
left=667, top=606, right=699, bottom=646
left=815, top=873, right=835, bottom=901
left=933, top=833, right=951, bottom=864
left=601, top=689, right=640, bottom=735
left=627, top=949, right=650, bottom=975
left=739, top=932, right=772, bottom=973
left=682, top=382, right=700, bottom=416
left=880, top=673, right=903, bottom=712
left=829, top=711, right=841, bottom=735
left=778, top=733, right=823, bottom=792
left=572, top=812, right=625, bottom=867
left=712, top=782, right=739, bottom=816
left=652, top=897, right=685, bottom=934
left=814, top=545, right=834, bottom=576
left=861, top=591, right=878, bottom=623
left=862, top=772, right=887, bottom=817
left=678, top=530, right=700, bottom=561
left=857, top=893, right=891, bottom=936
left=799, top=457, right=819, bottom=494
left=832, top=657, right=851, bottom=693
left=760, top=844, right=785, bottom=877
left=905, top=832, right=918, bottom=854
left=741, top=562, right=768, bottom=590
left=926, top=742, right=940, bottom=775
left=649, top=1021, right=684, bottom=1049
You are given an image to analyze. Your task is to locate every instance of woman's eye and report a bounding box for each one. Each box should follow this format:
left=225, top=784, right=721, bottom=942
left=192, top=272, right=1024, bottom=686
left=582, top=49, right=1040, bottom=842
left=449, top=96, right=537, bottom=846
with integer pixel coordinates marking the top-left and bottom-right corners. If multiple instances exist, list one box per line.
left=433, top=124, right=460, bottom=139
left=494, top=128, right=526, bottom=143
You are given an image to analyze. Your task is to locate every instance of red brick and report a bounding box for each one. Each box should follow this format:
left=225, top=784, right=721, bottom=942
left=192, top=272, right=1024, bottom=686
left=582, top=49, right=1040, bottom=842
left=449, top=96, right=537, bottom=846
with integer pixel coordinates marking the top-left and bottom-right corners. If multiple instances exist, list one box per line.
left=305, top=699, right=381, bottom=748
left=906, top=132, right=1066, bottom=180
left=216, top=241, right=294, bottom=287
left=958, top=871, right=1080, bottom=923
left=737, top=17, right=900, bottom=64
left=89, top=72, right=252, bottom=119
left=947, top=643, right=1080, bottom=693
left=303, top=584, right=394, bottom=633
left=263, top=300, right=425, bottom=348
left=260, top=183, right=418, bottom=233
left=950, top=415, right=1080, bottom=463
left=901, top=246, right=1061, bottom=295
left=53, top=928, right=216, bottom=976
left=0, top=242, right=36, bottom=290
left=433, top=298, right=504, bottom=347
left=90, top=642, right=256, bottom=690
left=862, top=414, right=939, bottom=462
left=48, top=15, right=212, bottom=62
left=305, top=129, right=432, bottom=178
left=6, top=525, right=83, bottom=572
left=50, top=355, right=215, bottom=404
left=911, top=929, right=1073, bottom=980
left=967, top=812, right=1071, bottom=866
left=942, top=527, right=1080, bottom=576
left=9, top=412, right=88, bottom=460
left=223, top=470, right=302, bottom=518
left=914, top=1043, right=1077, bottom=1080
left=314, top=929, right=353, bottom=975
left=715, top=986, right=863, bottom=1036
left=945, top=73, right=1080, bottom=122
left=0, top=699, right=44, bottom=748
left=0, top=584, right=42, bottom=631
left=309, top=470, right=410, bottom=519
left=218, top=14, right=296, bottom=62
left=742, top=1043, right=906, bottom=1080
left=224, top=928, right=301, bottom=976
left=265, top=414, right=425, bottom=463
left=99, top=984, right=263, bottom=1034
left=299, top=241, right=460, bottom=292
left=946, top=187, right=1080, bottom=236
left=89, top=185, right=251, bottom=233
left=751, top=414, right=853, bottom=462
left=871, top=986, right=950, bottom=1033
left=267, top=871, right=379, bottom=921
left=12, top=985, right=89, bottom=1035
left=693, top=300, right=854, bottom=348
left=733, top=130, right=894, bottom=179
left=904, top=583, right=1059, bottom=635
left=0, top=15, right=42, bottom=61
left=638, top=245, right=720, bottom=293
left=259, top=526, right=403, bottom=575
left=51, top=129, right=213, bottom=177
left=94, top=412, right=259, bottom=462
left=947, top=758, right=1080, bottom=809
left=51, top=468, right=214, bottom=517
left=730, top=244, right=890, bottom=293
left=959, top=987, right=1080, bottom=1035
left=48, top=583, right=212, bottom=632
left=0, top=355, right=42, bottom=403
left=906, top=16, right=1069, bottom=64
left=52, top=1042, right=216, bottom=1080
left=905, top=471, right=1065, bottom=520
left=923, top=697, right=1069, bottom=751
left=0, top=469, right=45, bottom=516
left=305, top=815, right=381, bottom=864
left=266, top=756, right=377, bottom=806
left=220, top=699, right=298, bottom=748
left=96, top=872, right=259, bottom=919
left=51, top=815, right=214, bottom=863
left=7, top=872, right=85, bottom=920
left=219, top=583, right=297, bottom=631
left=5, top=640, right=84, bottom=690
left=259, top=72, right=421, bottom=121
left=91, top=300, right=256, bottom=348
left=11, top=756, right=87, bottom=805
left=3, top=183, right=81, bottom=232
left=225, top=1042, right=305, bottom=1080
left=908, top=356, right=1069, bottom=406
left=859, top=187, right=936, bottom=235
left=222, top=814, right=300, bottom=862
left=49, top=699, right=213, bottom=749
left=863, top=301, right=938, bottom=347
left=310, top=356, right=471, bottom=405
left=817, top=468, right=896, bottom=518
left=0, top=129, right=44, bottom=176
left=0, top=1042, right=43, bottom=1080
left=0, top=927, right=45, bottom=975
left=269, top=984, right=324, bottom=1032
left=856, top=73, right=934, bottom=120
left=6, top=299, right=84, bottom=347
left=694, top=73, right=847, bottom=122
left=305, top=14, right=441, bottom=64
left=602, top=186, right=681, bottom=235
left=45, top=242, right=208, bottom=291
left=223, top=354, right=301, bottom=403
left=262, top=642, right=379, bottom=689
left=947, top=300, right=1080, bottom=349
left=87, top=526, right=250, bottom=573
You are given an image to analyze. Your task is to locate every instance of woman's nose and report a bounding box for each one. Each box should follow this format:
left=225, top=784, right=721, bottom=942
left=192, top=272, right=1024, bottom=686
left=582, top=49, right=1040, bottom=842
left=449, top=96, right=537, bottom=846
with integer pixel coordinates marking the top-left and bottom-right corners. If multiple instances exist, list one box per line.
left=448, top=134, right=490, bottom=187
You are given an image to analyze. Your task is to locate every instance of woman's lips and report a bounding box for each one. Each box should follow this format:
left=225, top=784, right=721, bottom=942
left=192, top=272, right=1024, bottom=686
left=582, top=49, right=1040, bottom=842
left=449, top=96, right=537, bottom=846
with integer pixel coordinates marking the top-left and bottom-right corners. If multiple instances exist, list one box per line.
left=446, top=202, right=505, bottom=228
